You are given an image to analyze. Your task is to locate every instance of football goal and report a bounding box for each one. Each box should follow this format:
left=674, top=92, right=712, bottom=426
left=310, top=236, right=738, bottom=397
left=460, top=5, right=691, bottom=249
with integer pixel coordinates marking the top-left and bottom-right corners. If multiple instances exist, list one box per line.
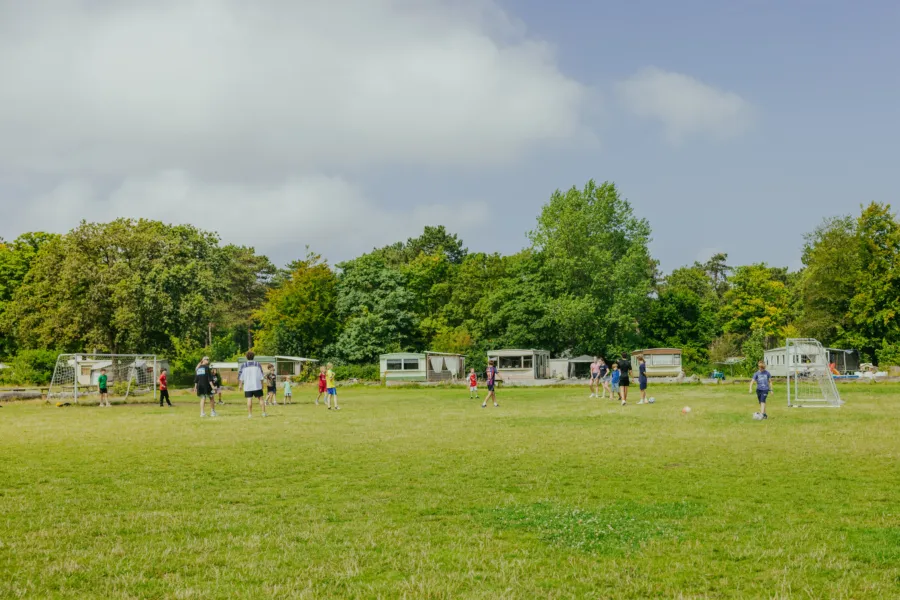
left=48, top=354, right=158, bottom=404
left=785, top=339, right=843, bottom=408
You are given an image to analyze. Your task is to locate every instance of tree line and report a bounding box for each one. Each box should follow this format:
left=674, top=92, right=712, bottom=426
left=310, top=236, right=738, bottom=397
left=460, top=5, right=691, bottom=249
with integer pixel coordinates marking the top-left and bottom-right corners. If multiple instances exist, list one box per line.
left=1, top=180, right=898, bottom=384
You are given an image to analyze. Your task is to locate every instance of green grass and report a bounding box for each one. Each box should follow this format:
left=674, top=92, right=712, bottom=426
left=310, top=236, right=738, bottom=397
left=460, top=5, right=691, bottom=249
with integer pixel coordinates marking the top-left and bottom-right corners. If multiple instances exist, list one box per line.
left=2, top=383, right=900, bottom=598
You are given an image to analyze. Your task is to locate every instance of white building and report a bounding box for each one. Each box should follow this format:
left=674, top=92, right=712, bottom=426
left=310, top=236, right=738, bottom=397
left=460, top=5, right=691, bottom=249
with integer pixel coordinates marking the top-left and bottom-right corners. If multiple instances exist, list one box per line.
left=630, top=348, right=683, bottom=377
left=379, top=352, right=465, bottom=382
left=487, top=349, right=550, bottom=381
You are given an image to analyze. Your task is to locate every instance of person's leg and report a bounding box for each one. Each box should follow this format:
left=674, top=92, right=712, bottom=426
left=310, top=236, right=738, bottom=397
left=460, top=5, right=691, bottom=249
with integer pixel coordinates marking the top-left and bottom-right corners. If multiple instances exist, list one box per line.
left=200, top=395, right=206, bottom=416
left=332, top=390, right=339, bottom=409
left=247, top=394, right=253, bottom=417
left=621, top=385, right=628, bottom=404
left=260, top=394, right=267, bottom=416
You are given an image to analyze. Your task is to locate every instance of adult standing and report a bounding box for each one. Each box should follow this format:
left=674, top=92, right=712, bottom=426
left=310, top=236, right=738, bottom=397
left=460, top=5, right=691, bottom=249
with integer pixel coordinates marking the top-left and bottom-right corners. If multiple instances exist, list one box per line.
left=238, top=351, right=266, bottom=418
left=194, top=357, right=217, bottom=418
left=159, top=368, right=172, bottom=407
left=483, top=360, right=500, bottom=408
left=617, top=352, right=632, bottom=406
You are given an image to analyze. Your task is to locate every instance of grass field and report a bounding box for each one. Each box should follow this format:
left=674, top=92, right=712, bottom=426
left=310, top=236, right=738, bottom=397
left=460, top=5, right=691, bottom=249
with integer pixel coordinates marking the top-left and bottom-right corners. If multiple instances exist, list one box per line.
left=2, top=383, right=900, bottom=599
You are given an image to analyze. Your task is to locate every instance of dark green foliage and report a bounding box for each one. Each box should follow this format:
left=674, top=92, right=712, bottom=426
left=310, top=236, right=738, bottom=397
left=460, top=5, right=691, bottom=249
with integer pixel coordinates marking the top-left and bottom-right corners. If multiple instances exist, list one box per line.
left=0, top=349, right=60, bottom=385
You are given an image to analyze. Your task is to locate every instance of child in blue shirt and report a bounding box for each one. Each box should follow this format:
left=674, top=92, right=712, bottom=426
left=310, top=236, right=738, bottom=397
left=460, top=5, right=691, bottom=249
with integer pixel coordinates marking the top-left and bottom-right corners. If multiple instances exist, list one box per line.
left=610, top=363, right=621, bottom=403
left=749, top=361, right=773, bottom=419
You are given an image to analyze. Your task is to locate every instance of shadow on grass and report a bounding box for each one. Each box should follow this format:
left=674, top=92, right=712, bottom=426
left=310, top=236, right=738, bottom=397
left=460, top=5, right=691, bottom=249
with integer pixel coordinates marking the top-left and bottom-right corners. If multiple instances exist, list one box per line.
left=478, top=500, right=703, bottom=556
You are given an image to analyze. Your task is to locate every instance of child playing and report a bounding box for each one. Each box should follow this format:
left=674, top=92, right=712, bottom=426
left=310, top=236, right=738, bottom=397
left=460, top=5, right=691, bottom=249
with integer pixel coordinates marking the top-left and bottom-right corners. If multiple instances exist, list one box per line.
left=316, top=366, right=327, bottom=406
left=610, top=363, right=622, bottom=405
left=265, top=365, right=277, bottom=405
left=749, top=361, right=772, bottom=419
left=283, top=376, right=293, bottom=404
left=483, top=360, right=499, bottom=408
left=468, top=368, right=479, bottom=399
left=326, top=363, right=339, bottom=410
left=98, top=368, right=110, bottom=407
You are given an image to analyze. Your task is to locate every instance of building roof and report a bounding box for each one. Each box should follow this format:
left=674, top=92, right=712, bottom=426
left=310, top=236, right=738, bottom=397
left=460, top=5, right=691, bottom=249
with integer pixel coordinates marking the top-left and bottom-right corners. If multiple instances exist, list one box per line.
left=631, top=348, right=682, bottom=356
left=211, top=362, right=240, bottom=369
left=568, top=355, right=595, bottom=362
left=487, top=349, right=550, bottom=356
left=380, top=352, right=426, bottom=359
left=238, top=355, right=317, bottom=363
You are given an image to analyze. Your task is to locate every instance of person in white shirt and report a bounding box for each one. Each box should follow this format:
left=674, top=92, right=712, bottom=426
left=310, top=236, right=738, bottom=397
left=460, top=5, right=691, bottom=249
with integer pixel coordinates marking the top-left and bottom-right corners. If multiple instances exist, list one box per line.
left=238, top=351, right=266, bottom=418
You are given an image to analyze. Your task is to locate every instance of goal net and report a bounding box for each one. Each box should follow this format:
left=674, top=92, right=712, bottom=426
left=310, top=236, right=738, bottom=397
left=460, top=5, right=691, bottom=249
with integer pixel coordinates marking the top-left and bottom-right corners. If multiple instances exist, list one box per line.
left=48, top=354, right=158, bottom=404
left=785, top=339, right=843, bottom=408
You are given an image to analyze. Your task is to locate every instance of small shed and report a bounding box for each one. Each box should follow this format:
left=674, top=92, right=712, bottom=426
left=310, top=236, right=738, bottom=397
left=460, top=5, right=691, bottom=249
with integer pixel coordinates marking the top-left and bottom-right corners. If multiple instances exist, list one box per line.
left=630, top=348, right=683, bottom=377
left=826, top=348, right=860, bottom=374
left=487, top=349, right=550, bottom=381
left=379, top=351, right=465, bottom=382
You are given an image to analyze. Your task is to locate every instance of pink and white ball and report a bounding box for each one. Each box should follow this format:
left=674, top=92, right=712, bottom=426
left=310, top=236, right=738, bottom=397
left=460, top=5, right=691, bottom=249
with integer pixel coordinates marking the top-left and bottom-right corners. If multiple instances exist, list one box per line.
left=681, top=406, right=692, bottom=414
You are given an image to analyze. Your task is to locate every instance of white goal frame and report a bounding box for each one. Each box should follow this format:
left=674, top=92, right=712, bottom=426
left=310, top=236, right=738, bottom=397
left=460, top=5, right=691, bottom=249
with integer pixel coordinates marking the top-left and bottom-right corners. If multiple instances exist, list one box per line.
left=785, top=338, right=843, bottom=408
left=48, top=353, right=158, bottom=404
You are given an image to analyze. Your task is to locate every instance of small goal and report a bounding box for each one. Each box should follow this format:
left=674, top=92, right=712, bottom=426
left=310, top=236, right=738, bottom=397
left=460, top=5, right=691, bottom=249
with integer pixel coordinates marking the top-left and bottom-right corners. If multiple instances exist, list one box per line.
left=785, top=339, right=843, bottom=408
left=48, top=354, right=158, bottom=404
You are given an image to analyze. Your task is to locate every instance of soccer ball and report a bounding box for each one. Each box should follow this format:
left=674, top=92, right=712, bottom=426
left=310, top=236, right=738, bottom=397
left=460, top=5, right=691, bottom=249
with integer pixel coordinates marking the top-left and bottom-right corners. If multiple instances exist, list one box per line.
left=648, top=397, right=655, bottom=404
left=752, top=412, right=763, bottom=420
left=682, top=406, right=691, bottom=414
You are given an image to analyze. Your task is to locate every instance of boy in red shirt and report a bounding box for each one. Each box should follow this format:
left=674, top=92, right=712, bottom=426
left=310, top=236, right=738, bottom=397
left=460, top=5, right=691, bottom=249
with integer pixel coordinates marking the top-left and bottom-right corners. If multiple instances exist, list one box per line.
left=159, top=369, right=172, bottom=407
left=315, top=365, right=327, bottom=406
left=468, top=368, right=479, bottom=399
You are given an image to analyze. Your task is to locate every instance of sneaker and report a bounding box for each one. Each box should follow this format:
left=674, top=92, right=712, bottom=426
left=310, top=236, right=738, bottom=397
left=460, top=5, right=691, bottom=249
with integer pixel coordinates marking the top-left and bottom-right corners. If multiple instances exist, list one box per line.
left=248, top=414, right=252, bottom=419
left=200, top=412, right=206, bottom=418
left=262, top=413, right=268, bottom=418
left=637, top=400, right=644, bottom=405
left=211, top=410, right=218, bottom=417
left=334, top=406, right=341, bottom=410
left=763, top=413, right=768, bottom=419
left=272, top=401, right=278, bottom=405
left=621, top=400, right=626, bottom=406
left=481, top=403, right=487, bottom=408
left=494, top=403, right=499, bottom=407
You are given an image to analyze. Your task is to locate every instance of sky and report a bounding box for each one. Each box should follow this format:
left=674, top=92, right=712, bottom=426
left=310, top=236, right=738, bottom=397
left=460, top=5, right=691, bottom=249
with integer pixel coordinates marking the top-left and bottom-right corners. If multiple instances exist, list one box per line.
left=1, top=0, right=898, bottom=272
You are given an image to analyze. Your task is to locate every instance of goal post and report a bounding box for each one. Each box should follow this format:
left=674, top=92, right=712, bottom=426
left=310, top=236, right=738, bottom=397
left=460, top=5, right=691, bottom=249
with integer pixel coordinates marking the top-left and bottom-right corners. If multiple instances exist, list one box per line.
left=785, top=338, right=843, bottom=408
left=48, top=354, right=158, bottom=404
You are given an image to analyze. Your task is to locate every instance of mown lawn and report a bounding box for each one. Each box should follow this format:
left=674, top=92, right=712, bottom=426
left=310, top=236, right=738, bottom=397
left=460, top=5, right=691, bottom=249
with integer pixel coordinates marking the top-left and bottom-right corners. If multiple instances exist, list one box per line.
left=2, top=383, right=899, bottom=599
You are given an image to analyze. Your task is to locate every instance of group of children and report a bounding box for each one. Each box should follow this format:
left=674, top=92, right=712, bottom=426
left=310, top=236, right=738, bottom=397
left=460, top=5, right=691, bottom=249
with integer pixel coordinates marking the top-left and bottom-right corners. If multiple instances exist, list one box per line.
left=587, top=353, right=648, bottom=406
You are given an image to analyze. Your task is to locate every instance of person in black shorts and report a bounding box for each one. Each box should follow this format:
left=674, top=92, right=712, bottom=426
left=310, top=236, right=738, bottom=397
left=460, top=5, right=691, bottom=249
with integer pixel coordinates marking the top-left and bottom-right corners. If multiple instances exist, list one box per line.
left=265, top=365, right=277, bottom=406
left=194, top=356, right=216, bottom=418
left=617, top=352, right=632, bottom=405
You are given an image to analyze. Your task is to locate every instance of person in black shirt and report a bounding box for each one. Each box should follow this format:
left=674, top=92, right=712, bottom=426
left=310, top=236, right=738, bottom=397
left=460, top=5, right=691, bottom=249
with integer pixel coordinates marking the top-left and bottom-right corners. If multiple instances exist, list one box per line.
left=637, top=354, right=649, bottom=404
left=617, top=352, right=632, bottom=405
left=194, top=356, right=217, bottom=418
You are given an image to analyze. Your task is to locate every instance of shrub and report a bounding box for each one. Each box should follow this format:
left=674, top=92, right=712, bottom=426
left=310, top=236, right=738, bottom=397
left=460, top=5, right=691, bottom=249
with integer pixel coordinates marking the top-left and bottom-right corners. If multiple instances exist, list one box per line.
left=0, top=349, right=60, bottom=385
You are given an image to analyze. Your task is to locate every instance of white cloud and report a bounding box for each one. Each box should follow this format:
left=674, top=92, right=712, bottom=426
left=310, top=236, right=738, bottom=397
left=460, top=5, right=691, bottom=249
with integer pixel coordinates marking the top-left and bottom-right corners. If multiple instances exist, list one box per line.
left=0, top=0, right=588, bottom=177
left=23, top=171, right=487, bottom=263
left=616, top=67, right=753, bottom=143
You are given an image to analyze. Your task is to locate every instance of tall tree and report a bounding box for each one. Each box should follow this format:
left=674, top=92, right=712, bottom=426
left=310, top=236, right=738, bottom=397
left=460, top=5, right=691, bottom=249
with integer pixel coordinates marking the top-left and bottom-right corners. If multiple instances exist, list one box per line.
left=719, top=264, right=791, bottom=338
left=798, top=215, right=859, bottom=343
left=847, top=202, right=900, bottom=360
left=253, top=252, right=339, bottom=358
left=0, top=232, right=58, bottom=355
left=528, top=180, right=655, bottom=355
left=214, top=244, right=277, bottom=350
left=6, top=219, right=225, bottom=354
left=329, top=253, right=419, bottom=362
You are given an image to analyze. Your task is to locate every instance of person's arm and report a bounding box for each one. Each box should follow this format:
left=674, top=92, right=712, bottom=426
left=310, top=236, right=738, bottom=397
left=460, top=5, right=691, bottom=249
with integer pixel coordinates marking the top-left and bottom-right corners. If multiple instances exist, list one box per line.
left=768, top=373, right=774, bottom=393
left=749, top=373, right=756, bottom=393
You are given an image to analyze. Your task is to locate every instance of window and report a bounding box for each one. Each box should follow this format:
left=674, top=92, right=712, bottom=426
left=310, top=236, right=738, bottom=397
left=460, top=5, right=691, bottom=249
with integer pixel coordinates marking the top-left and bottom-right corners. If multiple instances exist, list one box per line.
left=386, top=359, right=403, bottom=370
left=523, top=355, right=533, bottom=368
left=673, top=354, right=682, bottom=365
left=499, top=356, right=522, bottom=369
left=403, top=359, right=419, bottom=370
left=654, top=354, right=674, bottom=366
left=81, top=366, right=91, bottom=376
